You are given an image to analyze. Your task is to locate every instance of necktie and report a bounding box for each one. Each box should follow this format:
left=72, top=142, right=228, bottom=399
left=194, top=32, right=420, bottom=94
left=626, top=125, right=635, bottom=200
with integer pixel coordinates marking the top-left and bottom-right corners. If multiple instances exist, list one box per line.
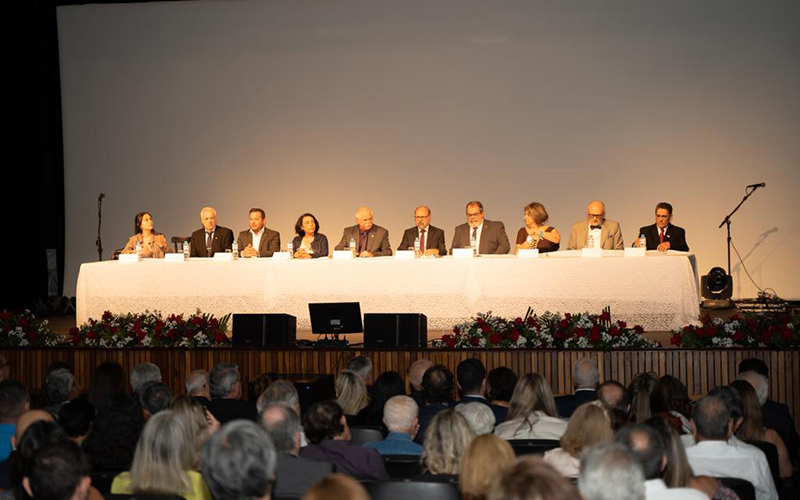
left=420, top=229, right=426, bottom=252
left=206, top=232, right=213, bottom=255
left=359, top=231, right=367, bottom=253
left=590, top=225, right=602, bottom=230
left=659, top=229, right=665, bottom=244
left=471, top=227, right=477, bottom=241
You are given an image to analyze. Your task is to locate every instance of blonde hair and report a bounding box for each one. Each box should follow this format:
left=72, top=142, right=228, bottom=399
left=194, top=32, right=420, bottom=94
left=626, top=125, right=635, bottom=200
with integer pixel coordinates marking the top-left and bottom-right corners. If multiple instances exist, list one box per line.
left=487, top=456, right=578, bottom=500
left=168, top=395, right=209, bottom=467
left=336, top=370, right=369, bottom=415
left=460, top=434, right=516, bottom=500
left=301, top=473, right=370, bottom=500
left=560, top=403, right=612, bottom=457
left=422, top=409, right=476, bottom=475
left=524, top=202, right=549, bottom=225
left=507, top=374, right=558, bottom=433
left=126, top=410, right=194, bottom=495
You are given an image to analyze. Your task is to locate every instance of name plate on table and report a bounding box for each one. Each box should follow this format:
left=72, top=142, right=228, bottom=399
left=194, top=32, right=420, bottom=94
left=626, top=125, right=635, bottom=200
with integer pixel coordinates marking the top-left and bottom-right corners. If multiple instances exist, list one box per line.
left=452, top=248, right=474, bottom=259
left=213, top=252, right=234, bottom=261
left=581, top=247, right=603, bottom=258
left=333, top=250, right=354, bottom=260
left=164, top=253, right=186, bottom=262
left=624, top=247, right=646, bottom=258
left=272, top=252, right=291, bottom=261
left=395, top=250, right=415, bottom=260
left=118, top=254, right=141, bottom=263
left=517, top=249, right=539, bottom=259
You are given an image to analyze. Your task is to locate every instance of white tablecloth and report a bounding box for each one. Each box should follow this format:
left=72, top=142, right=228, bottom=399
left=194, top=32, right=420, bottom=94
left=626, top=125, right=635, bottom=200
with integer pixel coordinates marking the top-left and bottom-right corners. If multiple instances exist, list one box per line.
left=76, top=251, right=700, bottom=332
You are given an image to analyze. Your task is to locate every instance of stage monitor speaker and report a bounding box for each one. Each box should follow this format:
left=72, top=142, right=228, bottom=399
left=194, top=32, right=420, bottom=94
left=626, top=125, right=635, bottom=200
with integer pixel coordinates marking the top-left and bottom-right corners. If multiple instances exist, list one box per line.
left=364, top=313, right=427, bottom=348
left=232, top=314, right=296, bottom=347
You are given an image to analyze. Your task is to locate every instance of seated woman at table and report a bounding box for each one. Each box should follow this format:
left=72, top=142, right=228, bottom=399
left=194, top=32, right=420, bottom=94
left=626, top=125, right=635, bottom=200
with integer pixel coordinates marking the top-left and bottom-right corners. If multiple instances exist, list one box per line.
left=122, top=211, right=170, bottom=258
left=292, top=212, right=329, bottom=259
left=515, top=202, right=560, bottom=253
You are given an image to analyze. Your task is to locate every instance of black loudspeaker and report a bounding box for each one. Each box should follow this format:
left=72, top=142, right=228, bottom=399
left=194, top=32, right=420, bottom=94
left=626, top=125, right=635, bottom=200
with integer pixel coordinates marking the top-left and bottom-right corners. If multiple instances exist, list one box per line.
left=364, top=313, right=427, bottom=348
left=232, top=314, right=296, bottom=347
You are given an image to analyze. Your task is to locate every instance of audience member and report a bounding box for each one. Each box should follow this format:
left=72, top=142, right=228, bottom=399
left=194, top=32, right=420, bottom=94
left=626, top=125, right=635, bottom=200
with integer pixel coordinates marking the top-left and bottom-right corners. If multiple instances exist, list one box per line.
left=628, top=374, right=672, bottom=428
left=260, top=403, right=332, bottom=498
left=684, top=395, right=777, bottom=500
left=22, top=440, right=93, bottom=500
left=494, top=373, right=566, bottom=440
left=460, top=434, right=516, bottom=500
left=421, top=409, right=475, bottom=476
left=251, top=373, right=280, bottom=404
left=3, top=418, right=64, bottom=493
left=660, top=375, right=692, bottom=434
left=455, top=359, right=507, bottom=425
left=487, top=367, right=517, bottom=424
left=335, top=370, right=370, bottom=426
left=87, top=362, right=126, bottom=407
left=257, top=380, right=306, bottom=447
left=356, top=371, right=405, bottom=428
left=139, top=381, right=173, bottom=419
left=207, top=363, right=257, bottom=423
left=185, top=370, right=211, bottom=406
left=129, top=363, right=162, bottom=401
left=299, top=400, right=388, bottom=479
left=680, top=386, right=745, bottom=449
left=579, top=442, right=646, bottom=500
left=408, top=359, right=433, bottom=408
left=82, top=393, right=143, bottom=472
left=487, top=456, right=579, bottom=500
left=347, top=356, right=373, bottom=386
left=455, top=402, right=496, bottom=435
left=555, top=358, right=598, bottom=418
left=737, top=364, right=799, bottom=458
left=0, top=380, right=30, bottom=461
left=169, top=395, right=218, bottom=459
left=57, top=398, right=94, bottom=445
left=363, top=395, right=423, bottom=456
left=202, top=420, right=276, bottom=500
left=13, top=410, right=55, bottom=449
left=416, top=364, right=454, bottom=444
left=300, top=474, right=370, bottom=500
left=543, top=402, right=612, bottom=478
left=597, top=380, right=629, bottom=430
left=43, top=369, right=77, bottom=418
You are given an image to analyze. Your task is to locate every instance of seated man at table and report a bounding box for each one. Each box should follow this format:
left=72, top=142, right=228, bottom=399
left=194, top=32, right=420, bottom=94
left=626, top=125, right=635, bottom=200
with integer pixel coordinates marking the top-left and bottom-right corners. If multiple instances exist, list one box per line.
left=633, top=202, right=689, bottom=252
left=334, top=206, right=392, bottom=257
left=451, top=200, right=510, bottom=255
left=566, top=200, right=624, bottom=250
left=398, top=205, right=447, bottom=256
left=190, top=206, right=234, bottom=257
left=237, top=208, right=281, bottom=257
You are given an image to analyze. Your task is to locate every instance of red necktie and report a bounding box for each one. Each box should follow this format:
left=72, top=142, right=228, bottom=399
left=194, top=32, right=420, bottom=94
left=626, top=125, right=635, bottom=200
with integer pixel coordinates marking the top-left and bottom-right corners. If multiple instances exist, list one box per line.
left=659, top=229, right=665, bottom=244
left=420, top=229, right=426, bottom=252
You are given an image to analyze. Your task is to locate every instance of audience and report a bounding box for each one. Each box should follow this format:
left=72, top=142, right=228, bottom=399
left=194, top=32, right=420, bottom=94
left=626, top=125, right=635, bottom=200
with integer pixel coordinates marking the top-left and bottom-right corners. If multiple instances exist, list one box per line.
left=659, top=375, right=692, bottom=434
left=335, top=370, right=370, bottom=426
left=356, top=370, right=405, bottom=428
left=408, top=359, right=433, bottom=408
left=416, top=364, right=454, bottom=444
left=42, top=369, right=78, bottom=418
left=301, top=473, right=371, bottom=500
left=206, top=363, right=257, bottom=423
left=455, top=402, right=496, bottom=435
left=460, top=434, right=516, bottom=500
left=139, top=381, right=173, bottom=419
left=185, top=370, right=211, bottom=406
left=169, top=395, right=218, bottom=458
left=487, top=456, right=579, bottom=500
left=363, top=395, right=423, bottom=456
left=22, top=440, right=93, bottom=500
left=257, top=380, right=307, bottom=447
left=57, top=398, right=95, bottom=445
left=494, top=373, right=566, bottom=440
left=455, top=359, right=489, bottom=407
left=82, top=393, right=143, bottom=472
left=486, top=367, right=517, bottom=424
left=129, top=362, right=162, bottom=402
left=627, top=374, right=675, bottom=429
left=543, top=402, right=612, bottom=478
left=555, top=358, right=598, bottom=418
left=579, top=442, right=646, bottom=500
left=597, top=380, right=629, bottom=430
left=347, top=356, right=373, bottom=387
left=260, top=403, right=332, bottom=498
left=0, top=380, right=30, bottom=461
left=421, top=409, right=475, bottom=476
left=86, top=362, right=126, bottom=407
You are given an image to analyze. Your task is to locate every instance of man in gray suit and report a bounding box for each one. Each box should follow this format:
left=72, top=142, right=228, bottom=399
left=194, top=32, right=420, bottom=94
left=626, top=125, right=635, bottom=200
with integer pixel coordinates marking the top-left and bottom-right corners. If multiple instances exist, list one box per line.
left=566, top=200, right=624, bottom=250
left=451, top=201, right=510, bottom=255
left=334, top=206, right=392, bottom=257
left=237, top=208, right=281, bottom=258
left=398, top=205, right=447, bottom=256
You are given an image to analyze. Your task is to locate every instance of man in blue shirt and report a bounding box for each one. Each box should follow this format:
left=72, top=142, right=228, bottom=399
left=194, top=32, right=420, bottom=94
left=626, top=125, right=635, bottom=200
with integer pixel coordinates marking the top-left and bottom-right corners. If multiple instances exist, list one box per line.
left=0, top=380, right=30, bottom=461
left=364, top=395, right=424, bottom=456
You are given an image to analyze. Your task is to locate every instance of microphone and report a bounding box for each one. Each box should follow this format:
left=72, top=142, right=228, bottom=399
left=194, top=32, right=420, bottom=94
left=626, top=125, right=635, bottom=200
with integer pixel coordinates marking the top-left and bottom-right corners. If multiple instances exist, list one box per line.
left=746, top=182, right=765, bottom=189
left=98, top=192, right=105, bottom=200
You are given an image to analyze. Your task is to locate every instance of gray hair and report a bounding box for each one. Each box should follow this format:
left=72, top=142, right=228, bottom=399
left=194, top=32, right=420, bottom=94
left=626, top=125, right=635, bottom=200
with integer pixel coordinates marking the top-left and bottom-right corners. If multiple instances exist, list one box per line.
left=455, top=402, right=496, bottom=435
left=209, top=363, right=239, bottom=400
left=573, top=359, right=599, bottom=389
left=45, top=368, right=75, bottom=405
left=185, top=370, right=209, bottom=396
left=260, top=403, right=301, bottom=453
left=383, top=396, right=418, bottom=432
left=736, top=371, right=769, bottom=406
left=347, top=356, right=373, bottom=381
left=202, top=420, right=276, bottom=500
left=130, top=363, right=162, bottom=394
left=257, top=380, right=299, bottom=413
left=140, top=382, right=174, bottom=416
left=579, top=443, right=646, bottom=500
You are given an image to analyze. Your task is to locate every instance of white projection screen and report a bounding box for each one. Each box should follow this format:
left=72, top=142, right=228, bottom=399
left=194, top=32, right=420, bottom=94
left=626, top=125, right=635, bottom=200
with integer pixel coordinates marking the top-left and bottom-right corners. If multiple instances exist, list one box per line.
left=58, top=0, right=800, bottom=300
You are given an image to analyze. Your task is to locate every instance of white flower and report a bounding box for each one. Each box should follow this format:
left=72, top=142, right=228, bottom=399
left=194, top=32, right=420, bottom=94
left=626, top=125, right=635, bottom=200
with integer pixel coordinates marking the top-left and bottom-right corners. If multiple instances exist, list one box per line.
left=515, top=336, right=527, bottom=346
left=478, top=338, right=486, bottom=348
left=712, top=317, right=724, bottom=326
left=19, top=339, right=29, bottom=347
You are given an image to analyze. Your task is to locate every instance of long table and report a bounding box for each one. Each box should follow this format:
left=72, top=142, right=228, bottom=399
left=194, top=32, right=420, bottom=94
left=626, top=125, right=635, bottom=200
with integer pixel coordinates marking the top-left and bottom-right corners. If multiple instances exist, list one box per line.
left=76, top=251, right=700, bottom=332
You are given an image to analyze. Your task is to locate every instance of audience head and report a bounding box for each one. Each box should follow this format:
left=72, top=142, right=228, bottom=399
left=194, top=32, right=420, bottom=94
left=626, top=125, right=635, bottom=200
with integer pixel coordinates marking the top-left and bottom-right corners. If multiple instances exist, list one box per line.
left=487, top=367, right=518, bottom=404
left=627, top=373, right=666, bottom=424
left=58, top=398, right=95, bottom=443
left=365, top=371, right=406, bottom=423
left=422, top=364, right=454, bottom=405
left=22, top=440, right=91, bottom=500
left=14, top=410, right=55, bottom=447
left=87, top=362, right=126, bottom=406
left=140, top=382, right=173, bottom=418
left=736, top=370, right=769, bottom=406
left=301, top=473, right=370, bottom=500
left=168, top=395, right=212, bottom=458
left=209, top=363, right=241, bottom=400
left=560, top=403, right=612, bottom=458
left=260, top=403, right=302, bottom=455
left=707, top=385, right=743, bottom=430
left=294, top=213, right=320, bottom=237
left=487, top=456, right=579, bottom=500
left=460, top=434, right=516, bottom=500
left=614, top=423, right=667, bottom=480
left=346, top=356, right=373, bottom=384
left=645, top=417, right=692, bottom=488
left=579, top=442, right=645, bottom=500
left=507, top=373, right=558, bottom=421
left=130, top=362, right=162, bottom=395
left=335, top=370, right=369, bottom=416
left=597, top=380, right=627, bottom=410
left=0, top=379, right=30, bottom=423
left=185, top=369, right=210, bottom=398
left=303, top=400, right=347, bottom=444
left=658, top=375, right=691, bottom=419
left=45, top=368, right=76, bottom=406
left=202, top=420, right=276, bottom=500
left=257, top=380, right=300, bottom=415
left=457, top=358, right=487, bottom=397
left=129, top=410, right=197, bottom=493
left=382, top=395, right=418, bottom=435
left=573, top=358, right=599, bottom=389
left=81, top=393, right=144, bottom=471
left=251, top=373, right=280, bottom=403
left=692, top=394, right=731, bottom=441
left=729, top=379, right=765, bottom=441
left=422, top=409, right=475, bottom=475
left=409, top=359, right=433, bottom=392
left=738, top=358, right=769, bottom=378
left=455, top=402, right=496, bottom=435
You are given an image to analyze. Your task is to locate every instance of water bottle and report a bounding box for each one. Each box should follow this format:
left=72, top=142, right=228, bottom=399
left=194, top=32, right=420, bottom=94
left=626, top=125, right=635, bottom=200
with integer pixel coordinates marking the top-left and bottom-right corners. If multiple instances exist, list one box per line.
left=135, top=239, right=142, bottom=256
left=470, top=232, right=478, bottom=256
left=183, top=241, right=190, bottom=260
left=414, top=236, right=421, bottom=258
left=526, top=234, right=534, bottom=245
left=287, top=241, right=294, bottom=259
left=587, top=233, right=595, bottom=249
left=349, top=237, right=356, bottom=256
left=639, top=234, right=647, bottom=250
left=231, top=240, right=238, bottom=260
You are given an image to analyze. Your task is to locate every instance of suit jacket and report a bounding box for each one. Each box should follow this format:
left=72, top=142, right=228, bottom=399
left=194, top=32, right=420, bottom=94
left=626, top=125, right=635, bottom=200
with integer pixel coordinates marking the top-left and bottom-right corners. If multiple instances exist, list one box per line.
left=292, top=234, right=329, bottom=258
left=554, top=389, right=596, bottom=418
left=334, top=225, right=392, bottom=257
left=189, top=226, right=234, bottom=257
left=206, top=398, right=258, bottom=424
left=299, top=439, right=388, bottom=480
left=237, top=228, right=281, bottom=257
left=273, top=453, right=333, bottom=498
left=638, top=223, right=689, bottom=252
left=415, top=402, right=450, bottom=444
left=450, top=220, right=511, bottom=255
left=763, top=400, right=799, bottom=458
left=566, top=220, right=624, bottom=250
left=398, top=225, right=447, bottom=255
left=454, top=395, right=507, bottom=425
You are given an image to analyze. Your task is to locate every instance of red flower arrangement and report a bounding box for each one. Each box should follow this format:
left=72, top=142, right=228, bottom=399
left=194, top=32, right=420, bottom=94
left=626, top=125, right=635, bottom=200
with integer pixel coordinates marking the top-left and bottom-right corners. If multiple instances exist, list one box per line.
left=670, top=313, right=799, bottom=349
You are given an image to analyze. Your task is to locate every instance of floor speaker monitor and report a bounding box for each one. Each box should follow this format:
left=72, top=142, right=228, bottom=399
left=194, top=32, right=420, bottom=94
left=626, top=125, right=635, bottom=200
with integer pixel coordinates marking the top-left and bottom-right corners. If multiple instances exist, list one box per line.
left=364, top=313, right=427, bottom=348
left=232, top=313, right=296, bottom=347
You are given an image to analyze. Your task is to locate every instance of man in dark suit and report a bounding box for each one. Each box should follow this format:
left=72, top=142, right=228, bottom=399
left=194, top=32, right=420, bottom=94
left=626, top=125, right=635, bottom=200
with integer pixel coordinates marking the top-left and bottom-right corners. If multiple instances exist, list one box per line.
left=398, top=205, right=447, bottom=256
left=236, top=208, right=281, bottom=258
left=334, top=206, right=392, bottom=257
left=415, top=365, right=454, bottom=444
left=555, top=358, right=598, bottom=418
left=451, top=201, right=510, bottom=255
left=261, top=403, right=332, bottom=498
left=453, top=358, right=506, bottom=424
left=189, top=206, right=234, bottom=257
left=206, top=363, right=257, bottom=424
left=634, top=202, right=689, bottom=252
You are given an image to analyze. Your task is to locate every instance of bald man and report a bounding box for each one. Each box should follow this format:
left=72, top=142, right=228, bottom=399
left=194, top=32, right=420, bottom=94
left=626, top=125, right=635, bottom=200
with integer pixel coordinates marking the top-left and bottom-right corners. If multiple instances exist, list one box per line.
left=398, top=206, right=447, bottom=256
left=11, top=410, right=54, bottom=450
left=566, top=200, right=624, bottom=250
left=334, top=207, right=392, bottom=257
left=189, top=206, right=234, bottom=257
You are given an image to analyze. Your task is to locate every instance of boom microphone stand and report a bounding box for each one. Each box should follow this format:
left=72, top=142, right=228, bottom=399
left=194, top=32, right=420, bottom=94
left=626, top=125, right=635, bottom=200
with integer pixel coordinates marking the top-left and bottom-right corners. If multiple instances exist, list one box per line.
left=96, top=192, right=105, bottom=261
left=718, top=183, right=765, bottom=276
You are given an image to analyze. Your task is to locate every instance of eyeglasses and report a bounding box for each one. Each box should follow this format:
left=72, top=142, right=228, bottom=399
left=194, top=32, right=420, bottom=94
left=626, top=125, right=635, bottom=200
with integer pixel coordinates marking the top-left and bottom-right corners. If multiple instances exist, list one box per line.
left=414, top=215, right=430, bottom=219
left=467, top=211, right=482, bottom=217
left=587, top=213, right=604, bottom=220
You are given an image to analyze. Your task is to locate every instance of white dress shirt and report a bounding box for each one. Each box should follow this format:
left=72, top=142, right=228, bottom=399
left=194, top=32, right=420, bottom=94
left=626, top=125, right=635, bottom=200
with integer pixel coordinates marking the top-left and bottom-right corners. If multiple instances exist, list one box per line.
left=494, top=411, right=567, bottom=440
left=588, top=225, right=602, bottom=249
left=684, top=440, right=777, bottom=500
left=470, top=222, right=484, bottom=251
left=645, top=479, right=709, bottom=500
left=250, top=227, right=265, bottom=255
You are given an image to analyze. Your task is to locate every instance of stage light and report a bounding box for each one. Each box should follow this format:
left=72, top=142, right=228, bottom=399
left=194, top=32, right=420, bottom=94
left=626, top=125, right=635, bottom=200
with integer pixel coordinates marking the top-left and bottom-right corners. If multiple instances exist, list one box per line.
left=701, top=267, right=733, bottom=309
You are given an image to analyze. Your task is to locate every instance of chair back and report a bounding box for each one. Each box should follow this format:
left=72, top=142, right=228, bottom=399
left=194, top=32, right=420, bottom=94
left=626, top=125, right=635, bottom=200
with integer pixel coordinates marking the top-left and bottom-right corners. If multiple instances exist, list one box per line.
left=107, top=495, right=185, bottom=500
left=349, top=426, right=385, bottom=446
left=746, top=439, right=781, bottom=494
left=171, top=236, right=191, bottom=253
left=717, top=477, right=756, bottom=500
left=507, top=439, right=560, bottom=456
left=383, top=455, right=422, bottom=479
left=363, top=479, right=460, bottom=500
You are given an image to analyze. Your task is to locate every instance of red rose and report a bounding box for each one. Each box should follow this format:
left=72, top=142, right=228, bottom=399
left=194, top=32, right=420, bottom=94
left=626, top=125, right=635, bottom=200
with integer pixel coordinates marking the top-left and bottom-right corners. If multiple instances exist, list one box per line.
left=589, top=330, right=601, bottom=343
left=441, top=334, right=452, bottom=344
left=0, top=311, right=9, bottom=320
left=155, top=321, right=165, bottom=333
left=214, top=333, right=227, bottom=343
left=19, top=319, right=28, bottom=328
left=469, top=337, right=480, bottom=347
left=781, top=328, right=792, bottom=341
left=191, top=317, right=203, bottom=326
left=730, top=314, right=740, bottom=321
left=489, top=333, right=502, bottom=345
left=69, top=327, right=79, bottom=335
left=87, top=331, right=98, bottom=340
left=617, top=321, right=627, bottom=329
left=670, top=334, right=682, bottom=346
left=137, top=331, right=146, bottom=342
left=72, top=334, right=81, bottom=345
left=634, top=325, right=644, bottom=334
left=559, top=319, right=569, bottom=329
left=184, top=329, right=194, bottom=339
left=591, top=325, right=602, bottom=337
left=527, top=317, right=535, bottom=326
left=481, top=324, right=492, bottom=334
left=102, top=311, right=113, bottom=321
left=209, top=318, right=219, bottom=329
left=515, top=317, right=523, bottom=326
left=166, top=329, right=176, bottom=340
left=28, top=332, right=38, bottom=343
left=511, top=329, right=520, bottom=342
left=574, top=328, right=586, bottom=338
left=609, top=326, right=620, bottom=337
left=446, top=337, right=456, bottom=348
left=732, top=330, right=744, bottom=341
left=453, top=327, right=460, bottom=335
left=564, top=313, right=572, bottom=320
left=600, top=311, right=611, bottom=321
left=761, top=331, right=772, bottom=344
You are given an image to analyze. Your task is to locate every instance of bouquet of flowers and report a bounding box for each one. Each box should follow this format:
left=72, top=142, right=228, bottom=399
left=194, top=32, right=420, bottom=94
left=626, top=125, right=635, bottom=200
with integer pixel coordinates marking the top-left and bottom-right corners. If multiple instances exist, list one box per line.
left=0, top=310, right=59, bottom=347
left=670, top=313, right=799, bottom=349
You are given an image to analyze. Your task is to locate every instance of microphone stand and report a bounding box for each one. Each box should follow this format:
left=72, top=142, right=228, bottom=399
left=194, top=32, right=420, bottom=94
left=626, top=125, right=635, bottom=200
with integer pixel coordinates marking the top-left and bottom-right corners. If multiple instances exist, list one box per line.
left=718, top=184, right=763, bottom=276
left=96, top=194, right=104, bottom=261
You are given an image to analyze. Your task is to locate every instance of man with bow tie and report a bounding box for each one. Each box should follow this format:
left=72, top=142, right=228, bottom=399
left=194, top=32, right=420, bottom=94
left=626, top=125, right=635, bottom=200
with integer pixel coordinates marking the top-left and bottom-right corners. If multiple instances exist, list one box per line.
left=634, top=202, right=689, bottom=252
left=566, top=200, right=625, bottom=250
